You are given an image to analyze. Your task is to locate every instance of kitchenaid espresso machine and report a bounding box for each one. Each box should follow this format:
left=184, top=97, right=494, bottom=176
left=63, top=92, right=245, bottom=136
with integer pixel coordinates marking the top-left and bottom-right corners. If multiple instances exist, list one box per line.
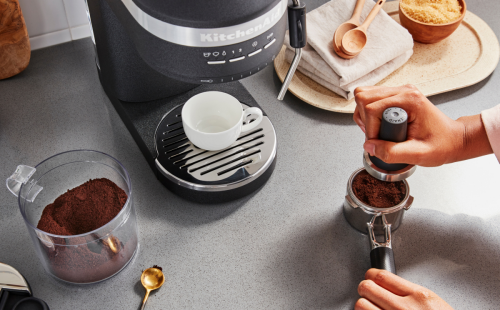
left=84, top=0, right=307, bottom=202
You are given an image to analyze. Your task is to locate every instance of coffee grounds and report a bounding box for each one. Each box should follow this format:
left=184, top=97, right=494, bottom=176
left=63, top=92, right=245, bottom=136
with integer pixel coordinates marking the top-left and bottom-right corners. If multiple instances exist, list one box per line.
left=37, top=178, right=127, bottom=235
left=352, top=170, right=406, bottom=208
left=36, top=178, right=137, bottom=283
left=153, top=265, right=163, bottom=271
left=44, top=234, right=137, bottom=283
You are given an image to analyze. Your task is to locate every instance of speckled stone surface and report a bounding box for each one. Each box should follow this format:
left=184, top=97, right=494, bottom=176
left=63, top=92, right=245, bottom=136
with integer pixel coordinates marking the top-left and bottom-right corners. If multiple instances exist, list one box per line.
left=1, top=0, right=500, bottom=309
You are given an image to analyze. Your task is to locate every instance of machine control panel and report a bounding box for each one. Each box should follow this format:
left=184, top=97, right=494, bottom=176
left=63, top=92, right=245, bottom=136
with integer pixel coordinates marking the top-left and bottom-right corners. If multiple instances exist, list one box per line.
left=193, top=28, right=282, bottom=84
left=229, top=56, right=245, bottom=62
left=264, top=38, right=276, bottom=49
left=179, top=14, right=287, bottom=85
left=199, top=57, right=275, bottom=84
left=207, top=60, right=226, bottom=65
left=200, top=31, right=276, bottom=65
left=248, top=49, right=262, bottom=57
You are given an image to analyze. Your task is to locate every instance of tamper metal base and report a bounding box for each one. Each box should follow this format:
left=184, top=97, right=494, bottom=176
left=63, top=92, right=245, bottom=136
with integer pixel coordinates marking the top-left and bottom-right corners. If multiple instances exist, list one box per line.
left=363, top=151, right=416, bottom=182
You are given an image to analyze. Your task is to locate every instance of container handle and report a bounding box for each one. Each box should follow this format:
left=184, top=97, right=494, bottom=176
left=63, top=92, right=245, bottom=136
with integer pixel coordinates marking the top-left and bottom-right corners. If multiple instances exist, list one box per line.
left=6, top=165, right=43, bottom=202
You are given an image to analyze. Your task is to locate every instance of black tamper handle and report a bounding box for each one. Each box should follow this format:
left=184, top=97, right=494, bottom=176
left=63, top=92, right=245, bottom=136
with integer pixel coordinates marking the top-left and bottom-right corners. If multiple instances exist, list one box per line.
left=369, top=107, right=409, bottom=171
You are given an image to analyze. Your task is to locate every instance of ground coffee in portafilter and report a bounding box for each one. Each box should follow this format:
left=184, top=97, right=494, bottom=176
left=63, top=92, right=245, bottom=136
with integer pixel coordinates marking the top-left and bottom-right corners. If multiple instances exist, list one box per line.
left=36, top=178, right=137, bottom=283
left=352, top=170, right=406, bottom=208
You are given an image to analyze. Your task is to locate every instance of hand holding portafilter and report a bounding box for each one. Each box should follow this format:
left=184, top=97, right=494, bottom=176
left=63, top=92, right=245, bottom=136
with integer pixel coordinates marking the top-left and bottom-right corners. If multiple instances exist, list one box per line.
left=363, top=107, right=416, bottom=182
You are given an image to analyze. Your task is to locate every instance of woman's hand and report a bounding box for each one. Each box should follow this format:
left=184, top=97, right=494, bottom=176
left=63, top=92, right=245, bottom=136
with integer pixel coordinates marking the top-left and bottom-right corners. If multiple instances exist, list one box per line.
left=353, top=85, right=492, bottom=167
left=355, top=269, right=454, bottom=310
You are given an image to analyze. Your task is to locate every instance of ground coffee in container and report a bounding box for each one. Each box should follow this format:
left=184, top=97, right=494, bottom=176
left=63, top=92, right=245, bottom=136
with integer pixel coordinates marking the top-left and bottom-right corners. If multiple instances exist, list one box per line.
left=7, top=150, right=139, bottom=284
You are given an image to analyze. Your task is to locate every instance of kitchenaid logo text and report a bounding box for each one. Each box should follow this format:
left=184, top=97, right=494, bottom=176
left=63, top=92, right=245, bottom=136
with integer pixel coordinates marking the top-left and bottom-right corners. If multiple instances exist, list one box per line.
left=200, top=7, right=281, bottom=42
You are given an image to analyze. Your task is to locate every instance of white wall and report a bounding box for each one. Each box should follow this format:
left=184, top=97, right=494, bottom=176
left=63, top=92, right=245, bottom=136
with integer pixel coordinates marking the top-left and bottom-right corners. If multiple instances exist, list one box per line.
left=18, top=0, right=91, bottom=50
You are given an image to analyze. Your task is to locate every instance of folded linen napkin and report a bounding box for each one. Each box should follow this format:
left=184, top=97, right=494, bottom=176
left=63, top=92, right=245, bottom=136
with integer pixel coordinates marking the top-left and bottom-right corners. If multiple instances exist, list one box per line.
left=285, top=43, right=413, bottom=99
left=284, top=0, right=414, bottom=99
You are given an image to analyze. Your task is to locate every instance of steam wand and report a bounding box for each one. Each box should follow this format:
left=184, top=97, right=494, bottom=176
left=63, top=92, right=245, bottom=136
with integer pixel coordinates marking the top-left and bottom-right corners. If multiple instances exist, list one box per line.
left=277, top=0, right=306, bottom=100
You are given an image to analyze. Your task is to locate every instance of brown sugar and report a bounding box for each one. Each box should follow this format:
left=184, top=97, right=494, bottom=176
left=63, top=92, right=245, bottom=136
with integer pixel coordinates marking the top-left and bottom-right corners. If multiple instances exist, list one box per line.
left=352, top=170, right=406, bottom=208
left=401, top=0, right=462, bottom=24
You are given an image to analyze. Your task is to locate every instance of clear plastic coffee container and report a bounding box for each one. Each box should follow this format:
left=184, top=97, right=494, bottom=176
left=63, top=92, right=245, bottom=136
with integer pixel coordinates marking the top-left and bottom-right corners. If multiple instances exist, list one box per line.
left=6, top=150, right=139, bottom=284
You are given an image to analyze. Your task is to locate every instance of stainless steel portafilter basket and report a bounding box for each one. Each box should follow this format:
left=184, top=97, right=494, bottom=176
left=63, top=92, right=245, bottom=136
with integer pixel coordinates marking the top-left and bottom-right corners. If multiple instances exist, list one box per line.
left=344, top=168, right=414, bottom=234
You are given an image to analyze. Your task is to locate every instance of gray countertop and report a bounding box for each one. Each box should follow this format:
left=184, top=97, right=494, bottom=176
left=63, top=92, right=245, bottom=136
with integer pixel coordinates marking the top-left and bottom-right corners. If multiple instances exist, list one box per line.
left=1, top=0, right=500, bottom=309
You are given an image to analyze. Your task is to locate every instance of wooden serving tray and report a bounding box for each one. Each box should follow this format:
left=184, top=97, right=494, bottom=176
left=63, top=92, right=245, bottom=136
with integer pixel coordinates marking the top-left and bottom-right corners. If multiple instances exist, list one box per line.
left=274, top=1, right=500, bottom=113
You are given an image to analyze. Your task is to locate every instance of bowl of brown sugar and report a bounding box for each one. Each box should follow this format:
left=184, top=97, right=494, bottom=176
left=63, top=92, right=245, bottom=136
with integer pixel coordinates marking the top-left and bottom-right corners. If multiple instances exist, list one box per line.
left=399, top=0, right=466, bottom=43
left=7, top=150, right=139, bottom=284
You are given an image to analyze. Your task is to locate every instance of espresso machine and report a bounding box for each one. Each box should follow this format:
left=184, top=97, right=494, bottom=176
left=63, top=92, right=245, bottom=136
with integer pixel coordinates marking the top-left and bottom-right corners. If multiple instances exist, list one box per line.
left=84, top=0, right=306, bottom=202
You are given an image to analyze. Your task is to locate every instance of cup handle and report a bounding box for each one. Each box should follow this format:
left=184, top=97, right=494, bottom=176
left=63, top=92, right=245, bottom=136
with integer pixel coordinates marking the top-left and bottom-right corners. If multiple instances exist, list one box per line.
left=241, top=107, right=263, bottom=133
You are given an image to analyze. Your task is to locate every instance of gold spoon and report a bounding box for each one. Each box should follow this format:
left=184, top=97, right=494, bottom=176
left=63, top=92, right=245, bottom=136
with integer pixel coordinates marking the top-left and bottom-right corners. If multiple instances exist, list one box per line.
left=333, top=0, right=366, bottom=59
left=341, top=0, right=386, bottom=57
left=140, top=267, right=165, bottom=310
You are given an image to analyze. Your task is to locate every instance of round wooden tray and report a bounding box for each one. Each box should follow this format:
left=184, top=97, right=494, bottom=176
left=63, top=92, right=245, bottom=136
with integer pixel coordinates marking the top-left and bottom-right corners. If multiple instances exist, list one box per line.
left=274, top=1, right=500, bottom=113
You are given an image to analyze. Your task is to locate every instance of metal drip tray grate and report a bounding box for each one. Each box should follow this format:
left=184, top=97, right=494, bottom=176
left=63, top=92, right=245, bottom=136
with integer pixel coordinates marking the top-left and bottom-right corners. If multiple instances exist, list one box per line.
left=154, top=103, right=277, bottom=192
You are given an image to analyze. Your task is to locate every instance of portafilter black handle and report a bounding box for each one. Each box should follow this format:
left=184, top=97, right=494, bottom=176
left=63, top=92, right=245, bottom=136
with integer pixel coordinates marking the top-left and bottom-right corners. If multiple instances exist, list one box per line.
left=369, top=107, right=409, bottom=171
left=370, top=247, right=397, bottom=274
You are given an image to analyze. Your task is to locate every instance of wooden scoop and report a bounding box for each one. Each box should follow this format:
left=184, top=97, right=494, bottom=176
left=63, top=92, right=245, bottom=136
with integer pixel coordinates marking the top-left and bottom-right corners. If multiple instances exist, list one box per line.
left=333, top=0, right=366, bottom=59
left=341, top=0, right=386, bottom=57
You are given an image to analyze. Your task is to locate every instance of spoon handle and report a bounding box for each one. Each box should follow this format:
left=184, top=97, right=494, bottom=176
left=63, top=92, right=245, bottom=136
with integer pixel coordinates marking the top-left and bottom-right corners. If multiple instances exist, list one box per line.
left=141, top=289, right=151, bottom=310
left=360, top=0, right=386, bottom=31
left=351, top=0, right=366, bottom=21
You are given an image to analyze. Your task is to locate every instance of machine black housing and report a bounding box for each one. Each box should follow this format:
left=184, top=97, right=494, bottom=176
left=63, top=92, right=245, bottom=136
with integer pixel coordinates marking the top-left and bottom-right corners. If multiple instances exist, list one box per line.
left=86, top=0, right=287, bottom=102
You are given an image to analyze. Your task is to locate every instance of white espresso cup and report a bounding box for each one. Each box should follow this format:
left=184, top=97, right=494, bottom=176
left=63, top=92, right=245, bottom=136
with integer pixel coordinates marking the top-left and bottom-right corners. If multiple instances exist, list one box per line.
left=182, top=91, right=264, bottom=151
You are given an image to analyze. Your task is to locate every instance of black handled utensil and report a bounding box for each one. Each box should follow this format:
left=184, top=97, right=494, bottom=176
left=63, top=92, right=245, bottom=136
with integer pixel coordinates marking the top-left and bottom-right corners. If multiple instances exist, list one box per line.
left=369, top=107, right=409, bottom=171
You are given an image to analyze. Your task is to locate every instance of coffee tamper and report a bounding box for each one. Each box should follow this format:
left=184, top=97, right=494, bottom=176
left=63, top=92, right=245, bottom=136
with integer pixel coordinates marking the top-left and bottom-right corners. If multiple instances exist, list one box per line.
left=344, top=107, right=416, bottom=275
left=363, top=107, right=416, bottom=182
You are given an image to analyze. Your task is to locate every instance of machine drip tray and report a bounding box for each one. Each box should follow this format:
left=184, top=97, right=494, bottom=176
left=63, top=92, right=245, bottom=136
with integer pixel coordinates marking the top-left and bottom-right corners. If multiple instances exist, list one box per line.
left=154, top=103, right=277, bottom=202
left=105, top=81, right=277, bottom=203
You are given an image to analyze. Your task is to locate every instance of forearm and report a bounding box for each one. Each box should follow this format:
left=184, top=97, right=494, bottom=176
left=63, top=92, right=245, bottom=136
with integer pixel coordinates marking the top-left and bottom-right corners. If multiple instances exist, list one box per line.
left=453, top=114, right=493, bottom=163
